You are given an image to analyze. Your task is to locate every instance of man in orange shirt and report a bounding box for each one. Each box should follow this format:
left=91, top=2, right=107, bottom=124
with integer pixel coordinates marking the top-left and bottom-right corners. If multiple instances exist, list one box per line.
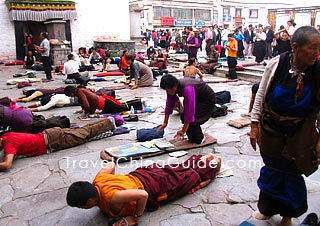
left=66, top=154, right=221, bottom=225
left=226, top=33, right=238, bottom=79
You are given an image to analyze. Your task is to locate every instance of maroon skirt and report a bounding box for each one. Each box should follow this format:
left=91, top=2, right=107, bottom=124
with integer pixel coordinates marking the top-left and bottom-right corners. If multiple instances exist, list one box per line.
left=130, top=155, right=218, bottom=211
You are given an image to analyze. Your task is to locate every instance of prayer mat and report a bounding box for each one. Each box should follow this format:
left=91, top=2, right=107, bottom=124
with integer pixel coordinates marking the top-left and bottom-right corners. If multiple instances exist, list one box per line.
left=88, top=130, right=113, bottom=141
left=100, top=133, right=217, bottom=162
left=168, top=133, right=217, bottom=152
left=95, top=71, right=125, bottom=77
left=227, top=117, right=251, bottom=128
left=203, top=76, right=238, bottom=83
left=101, top=84, right=129, bottom=90
left=6, top=77, right=42, bottom=85
left=238, top=221, right=255, bottom=226
left=101, top=143, right=162, bottom=161
left=5, top=61, right=24, bottom=66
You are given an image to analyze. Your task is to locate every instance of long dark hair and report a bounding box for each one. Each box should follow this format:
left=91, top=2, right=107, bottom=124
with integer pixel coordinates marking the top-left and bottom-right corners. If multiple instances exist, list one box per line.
left=160, top=74, right=179, bottom=90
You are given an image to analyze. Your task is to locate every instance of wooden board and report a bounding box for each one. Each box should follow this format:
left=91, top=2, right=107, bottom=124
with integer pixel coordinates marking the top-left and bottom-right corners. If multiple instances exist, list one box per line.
left=100, top=133, right=217, bottom=162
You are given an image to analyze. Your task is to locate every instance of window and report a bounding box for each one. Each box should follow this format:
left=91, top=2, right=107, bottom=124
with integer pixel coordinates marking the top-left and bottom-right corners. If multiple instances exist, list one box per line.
left=173, top=8, right=193, bottom=19
left=249, top=9, right=258, bottom=18
left=213, top=12, right=218, bottom=23
left=153, top=6, right=171, bottom=18
left=194, top=9, right=211, bottom=21
left=235, top=8, right=242, bottom=18
left=223, top=8, right=230, bottom=16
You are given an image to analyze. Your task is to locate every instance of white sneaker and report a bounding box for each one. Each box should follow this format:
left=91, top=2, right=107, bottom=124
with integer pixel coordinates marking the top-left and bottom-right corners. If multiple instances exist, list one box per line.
left=107, top=116, right=116, bottom=130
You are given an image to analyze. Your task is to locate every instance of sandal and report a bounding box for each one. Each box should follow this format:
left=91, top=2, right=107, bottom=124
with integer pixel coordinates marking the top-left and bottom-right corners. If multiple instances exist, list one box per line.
left=124, top=114, right=139, bottom=122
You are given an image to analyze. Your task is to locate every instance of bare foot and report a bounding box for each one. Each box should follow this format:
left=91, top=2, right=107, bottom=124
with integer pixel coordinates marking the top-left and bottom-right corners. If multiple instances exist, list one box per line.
left=279, top=217, right=292, bottom=226
left=200, top=153, right=214, bottom=162
left=211, top=156, right=222, bottom=173
left=253, top=210, right=270, bottom=220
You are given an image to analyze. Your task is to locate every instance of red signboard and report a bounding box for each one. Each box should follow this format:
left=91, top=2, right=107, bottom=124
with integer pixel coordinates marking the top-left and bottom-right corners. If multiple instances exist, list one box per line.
left=161, top=17, right=175, bottom=26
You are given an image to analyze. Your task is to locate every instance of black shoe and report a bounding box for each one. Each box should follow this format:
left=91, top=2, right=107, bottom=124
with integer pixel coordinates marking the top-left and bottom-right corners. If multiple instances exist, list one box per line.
left=300, top=213, right=318, bottom=226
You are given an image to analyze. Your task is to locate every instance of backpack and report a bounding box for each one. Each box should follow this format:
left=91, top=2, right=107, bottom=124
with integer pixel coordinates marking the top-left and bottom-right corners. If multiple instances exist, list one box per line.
left=215, top=90, right=231, bottom=105
left=211, top=104, right=228, bottom=118
left=136, top=126, right=164, bottom=142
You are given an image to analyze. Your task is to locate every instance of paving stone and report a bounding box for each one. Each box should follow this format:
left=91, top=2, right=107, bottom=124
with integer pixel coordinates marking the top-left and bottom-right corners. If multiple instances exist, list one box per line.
left=6, top=219, right=29, bottom=226
left=11, top=163, right=52, bottom=198
left=214, top=132, right=241, bottom=144
left=204, top=203, right=253, bottom=225
left=214, top=146, right=240, bottom=155
left=5, top=188, right=68, bottom=221
left=0, top=179, right=14, bottom=208
left=160, top=213, right=210, bottom=226
left=29, top=206, right=108, bottom=226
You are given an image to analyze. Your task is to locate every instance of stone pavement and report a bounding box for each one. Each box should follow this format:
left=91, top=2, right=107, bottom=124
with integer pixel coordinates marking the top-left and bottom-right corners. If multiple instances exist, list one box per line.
left=0, top=64, right=319, bottom=226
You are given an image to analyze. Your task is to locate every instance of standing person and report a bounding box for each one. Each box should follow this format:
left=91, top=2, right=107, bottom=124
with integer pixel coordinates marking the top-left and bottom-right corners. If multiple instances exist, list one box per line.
left=213, top=24, right=222, bottom=45
left=152, top=30, right=158, bottom=48
left=23, top=32, right=34, bottom=56
left=66, top=153, right=221, bottom=225
left=226, top=33, right=238, bottom=79
left=264, top=24, right=274, bottom=60
left=182, top=27, right=191, bottom=50
left=274, top=30, right=291, bottom=55
left=244, top=24, right=255, bottom=57
left=253, top=25, right=267, bottom=64
left=221, top=26, right=230, bottom=48
left=250, top=26, right=320, bottom=226
left=175, top=29, right=183, bottom=52
left=34, top=32, right=52, bottom=81
left=187, top=31, right=199, bottom=60
left=204, top=27, right=213, bottom=44
left=198, top=28, right=205, bottom=51
left=159, top=30, right=167, bottom=49
left=165, top=29, right=171, bottom=49
left=234, top=28, right=245, bottom=59
left=0, top=118, right=113, bottom=171
left=144, top=29, right=151, bottom=46
left=125, top=54, right=154, bottom=89
left=158, top=74, right=216, bottom=144
left=210, top=26, right=217, bottom=45
left=286, top=20, right=296, bottom=38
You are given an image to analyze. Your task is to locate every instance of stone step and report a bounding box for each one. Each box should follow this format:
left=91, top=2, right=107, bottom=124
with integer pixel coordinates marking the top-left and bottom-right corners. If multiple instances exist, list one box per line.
left=216, top=67, right=262, bottom=83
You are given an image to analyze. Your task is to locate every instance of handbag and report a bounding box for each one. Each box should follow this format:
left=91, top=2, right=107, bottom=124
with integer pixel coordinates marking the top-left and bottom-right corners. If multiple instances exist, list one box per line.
left=136, top=126, right=164, bottom=142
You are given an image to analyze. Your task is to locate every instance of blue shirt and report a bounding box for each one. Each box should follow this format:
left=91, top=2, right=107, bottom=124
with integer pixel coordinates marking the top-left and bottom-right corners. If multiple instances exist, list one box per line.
left=234, top=33, right=244, bottom=41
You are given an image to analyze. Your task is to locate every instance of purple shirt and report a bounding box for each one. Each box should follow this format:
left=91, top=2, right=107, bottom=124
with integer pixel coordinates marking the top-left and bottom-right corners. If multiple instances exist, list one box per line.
left=2, top=106, right=33, bottom=132
left=37, top=87, right=65, bottom=96
left=164, top=85, right=196, bottom=123
left=187, top=36, right=199, bottom=47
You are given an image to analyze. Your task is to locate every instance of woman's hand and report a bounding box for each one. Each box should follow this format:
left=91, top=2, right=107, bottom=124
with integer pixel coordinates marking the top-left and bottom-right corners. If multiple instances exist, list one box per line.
left=174, top=130, right=185, bottom=139
left=250, top=122, right=260, bottom=150
left=157, top=123, right=167, bottom=132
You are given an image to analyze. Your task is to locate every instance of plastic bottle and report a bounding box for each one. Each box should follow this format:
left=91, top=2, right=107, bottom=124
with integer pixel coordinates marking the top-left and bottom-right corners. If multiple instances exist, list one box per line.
left=130, top=106, right=135, bottom=114
left=144, top=107, right=154, bottom=113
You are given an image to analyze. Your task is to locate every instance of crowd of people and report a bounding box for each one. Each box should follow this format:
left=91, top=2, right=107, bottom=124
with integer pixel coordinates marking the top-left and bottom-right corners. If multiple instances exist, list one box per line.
left=2, top=24, right=319, bottom=226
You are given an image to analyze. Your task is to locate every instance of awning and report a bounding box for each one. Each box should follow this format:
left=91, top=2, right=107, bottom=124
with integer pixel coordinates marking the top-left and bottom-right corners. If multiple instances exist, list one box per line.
left=5, top=0, right=77, bottom=21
